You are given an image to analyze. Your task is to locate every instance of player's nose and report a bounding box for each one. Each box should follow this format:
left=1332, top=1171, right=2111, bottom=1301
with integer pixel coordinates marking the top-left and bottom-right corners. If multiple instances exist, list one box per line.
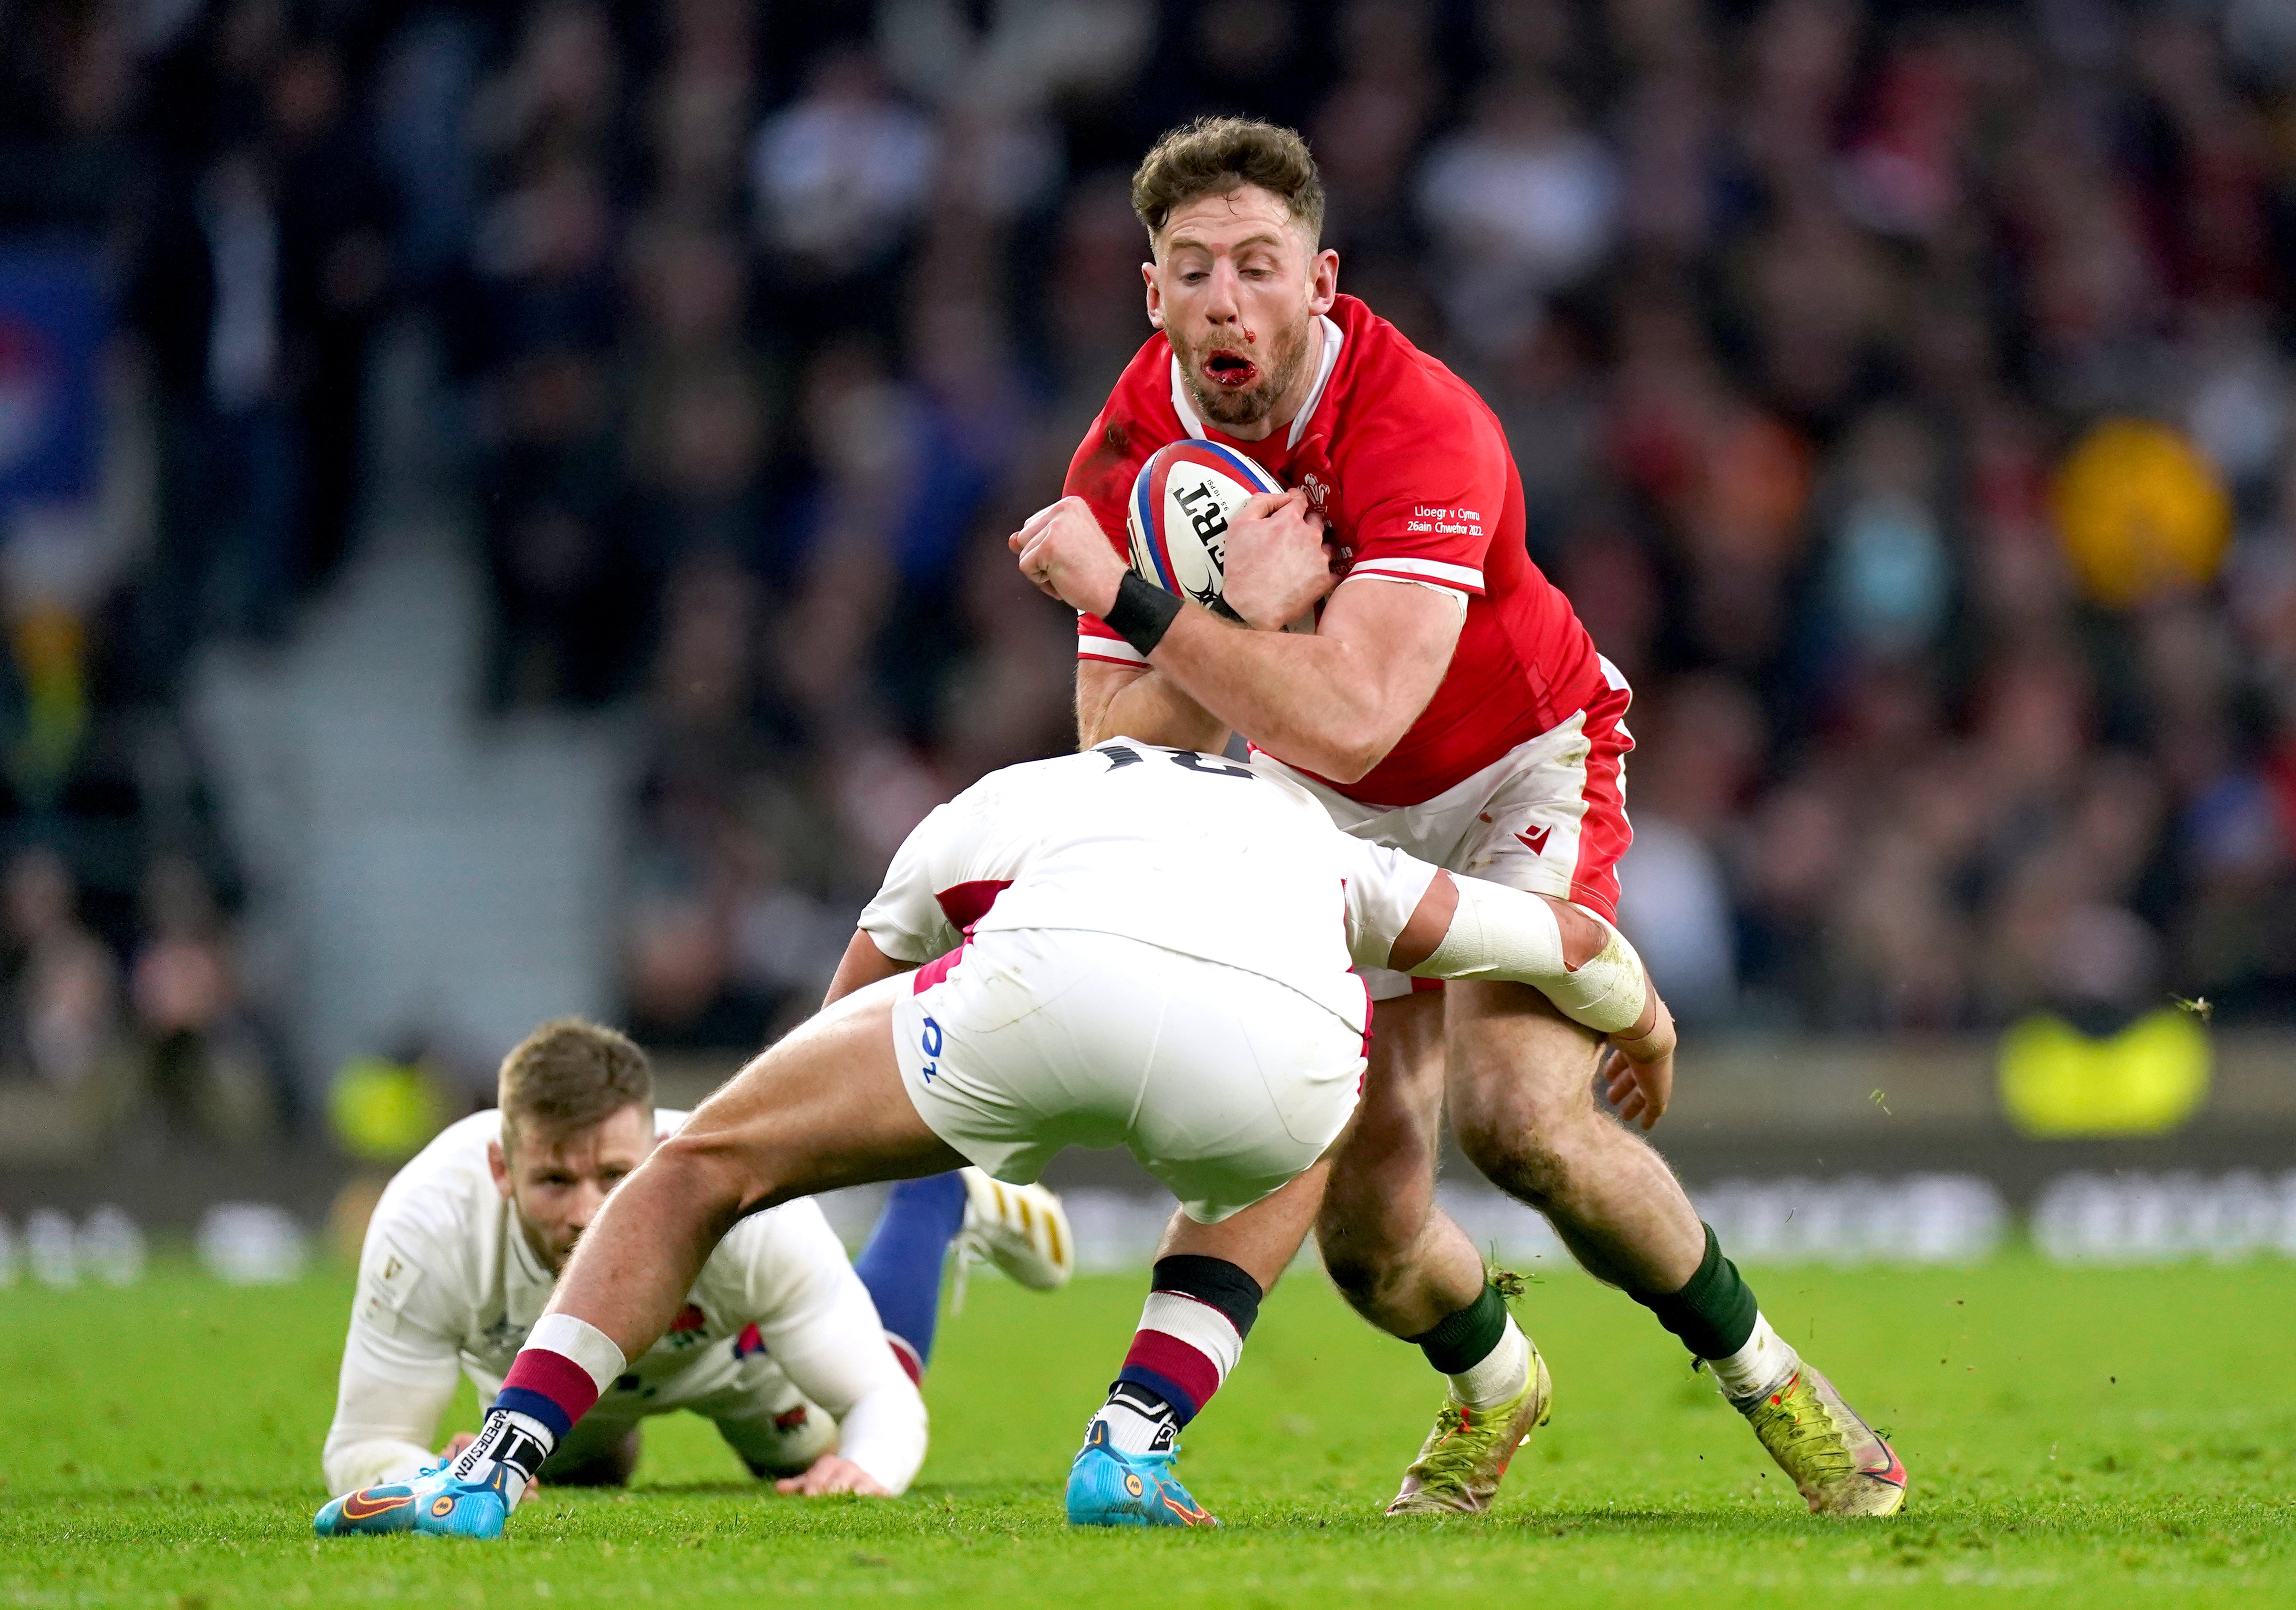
left=568, top=1182, right=608, bottom=1228
left=1201, top=260, right=1243, bottom=321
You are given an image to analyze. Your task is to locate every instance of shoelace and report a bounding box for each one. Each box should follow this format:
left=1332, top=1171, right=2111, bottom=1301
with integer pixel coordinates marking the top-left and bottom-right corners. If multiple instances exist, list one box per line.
left=1408, top=1402, right=1506, bottom=1492
left=1757, top=1386, right=1858, bottom=1479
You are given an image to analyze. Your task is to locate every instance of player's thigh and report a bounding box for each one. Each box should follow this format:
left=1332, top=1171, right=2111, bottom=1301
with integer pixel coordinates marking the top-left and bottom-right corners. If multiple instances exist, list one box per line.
left=1442, top=980, right=1607, bottom=1168
left=668, top=975, right=969, bottom=1214
left=1319, top=989, right=1447, bottom=1253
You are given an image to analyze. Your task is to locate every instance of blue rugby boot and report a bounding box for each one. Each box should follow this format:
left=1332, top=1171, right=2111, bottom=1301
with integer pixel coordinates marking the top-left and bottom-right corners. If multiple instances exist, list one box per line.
left=314, top=1463, right=513, bottom=1539
left=1065, top=1420, right=1217, bottom=1527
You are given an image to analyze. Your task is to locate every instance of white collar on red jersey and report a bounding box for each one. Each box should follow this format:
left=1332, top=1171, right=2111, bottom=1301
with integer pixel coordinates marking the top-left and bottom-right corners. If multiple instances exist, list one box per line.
left=1169, top=313, right=1344, bottom=453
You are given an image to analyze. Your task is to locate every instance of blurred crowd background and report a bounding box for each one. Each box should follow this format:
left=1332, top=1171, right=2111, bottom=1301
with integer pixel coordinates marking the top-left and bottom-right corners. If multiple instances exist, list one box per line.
left=3, top=0, right=2295, bottom=1157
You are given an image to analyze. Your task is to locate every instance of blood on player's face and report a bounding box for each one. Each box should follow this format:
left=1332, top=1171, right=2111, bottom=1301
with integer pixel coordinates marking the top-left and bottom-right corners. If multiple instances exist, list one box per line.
left=488, top=1104, right=656, bottom=1275
left=1145, top=185, right=1338, bottom=440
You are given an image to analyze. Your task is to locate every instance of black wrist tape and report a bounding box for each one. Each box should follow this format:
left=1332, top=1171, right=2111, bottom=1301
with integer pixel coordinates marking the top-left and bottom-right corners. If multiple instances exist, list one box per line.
left=1105, top=570, right=1184, bottom=657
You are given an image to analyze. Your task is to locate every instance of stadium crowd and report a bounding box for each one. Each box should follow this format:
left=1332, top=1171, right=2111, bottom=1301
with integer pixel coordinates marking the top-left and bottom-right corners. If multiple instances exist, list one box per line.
left=3, top=0, right=2296, bottom=1113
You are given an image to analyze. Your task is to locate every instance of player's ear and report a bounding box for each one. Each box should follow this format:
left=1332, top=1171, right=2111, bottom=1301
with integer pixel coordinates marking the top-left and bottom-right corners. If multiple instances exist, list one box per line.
left=1307, top=247, right=1339, bottom=316
left=487, top=1136, right=514, bottom=1200
left=1143, top=260, right=1163, bottom=329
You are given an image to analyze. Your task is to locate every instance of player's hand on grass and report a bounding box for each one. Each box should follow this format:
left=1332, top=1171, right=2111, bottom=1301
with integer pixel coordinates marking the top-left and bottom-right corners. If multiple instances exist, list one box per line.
left=1011, top=496, right=1127, bottom=616
left=1600, top=989, right=1677, bottom=1131
left=1222, top=488, right=1334, bottom=630
left=774, top=1454, right=891, bottom=1497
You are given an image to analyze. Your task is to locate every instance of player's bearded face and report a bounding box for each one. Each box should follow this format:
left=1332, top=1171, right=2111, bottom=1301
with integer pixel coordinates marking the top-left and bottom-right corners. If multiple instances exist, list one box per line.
left=1153, top=191, right=1326, bottom=433
left=496, top=1106, right=656, bottom=1274
left=1167, top=293, right=1314, bottom=431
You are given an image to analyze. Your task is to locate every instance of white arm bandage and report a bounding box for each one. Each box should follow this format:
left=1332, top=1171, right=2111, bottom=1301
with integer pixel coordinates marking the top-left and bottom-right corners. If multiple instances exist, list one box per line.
left=1411, top=876, right=1651, bottom=1037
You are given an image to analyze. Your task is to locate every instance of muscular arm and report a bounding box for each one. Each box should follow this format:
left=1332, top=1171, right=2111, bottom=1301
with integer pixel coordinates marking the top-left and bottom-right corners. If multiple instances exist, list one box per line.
left=1141, top=579, right=1461, bottom=781
left=1080, top=579, right=1462, bottom=779
left=754, top=1265, right=928, bottom=1495
left=1024, top=496, right=1463, bottom=780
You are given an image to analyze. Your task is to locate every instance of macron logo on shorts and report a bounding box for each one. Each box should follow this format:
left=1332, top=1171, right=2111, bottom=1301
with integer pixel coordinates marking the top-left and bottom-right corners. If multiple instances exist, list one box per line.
left=1515, top=825, right=1553, bottom=857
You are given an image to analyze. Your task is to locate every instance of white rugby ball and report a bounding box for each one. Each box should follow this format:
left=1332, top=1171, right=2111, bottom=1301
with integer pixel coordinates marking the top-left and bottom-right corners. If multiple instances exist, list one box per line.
left=1124, top=440, right=1285, bottom=621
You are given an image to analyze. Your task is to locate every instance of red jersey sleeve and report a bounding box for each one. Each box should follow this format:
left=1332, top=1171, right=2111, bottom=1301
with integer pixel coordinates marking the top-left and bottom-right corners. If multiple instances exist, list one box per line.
left=1063, top=339, right=1178, bottom=666
left=1330, top=399, right=1509, bottom=605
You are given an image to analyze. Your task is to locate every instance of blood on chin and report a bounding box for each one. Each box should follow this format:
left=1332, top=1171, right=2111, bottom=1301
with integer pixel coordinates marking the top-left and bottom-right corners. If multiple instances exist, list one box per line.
left=1186, top=372, right=1281, bottom=428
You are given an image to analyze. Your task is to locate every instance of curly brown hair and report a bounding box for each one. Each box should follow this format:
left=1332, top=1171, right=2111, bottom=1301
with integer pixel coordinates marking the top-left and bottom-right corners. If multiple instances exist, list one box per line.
left=498, top=1016, right=652, bottom=1150
left=1131, top=116, right=1325, bottom=245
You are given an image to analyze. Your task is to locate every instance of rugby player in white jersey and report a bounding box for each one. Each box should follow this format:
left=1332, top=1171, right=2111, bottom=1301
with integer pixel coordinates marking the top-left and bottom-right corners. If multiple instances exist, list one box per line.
left=312, top=737, right=1677, bottom=1535
left=1011, top=116, right=1904, bottom=1517
left=318, top=1019, right=1071, bottom=1512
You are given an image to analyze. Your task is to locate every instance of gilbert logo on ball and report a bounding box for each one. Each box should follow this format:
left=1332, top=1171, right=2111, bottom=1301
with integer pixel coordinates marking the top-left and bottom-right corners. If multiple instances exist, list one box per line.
left=1126, top=440, right=1285, bottom=621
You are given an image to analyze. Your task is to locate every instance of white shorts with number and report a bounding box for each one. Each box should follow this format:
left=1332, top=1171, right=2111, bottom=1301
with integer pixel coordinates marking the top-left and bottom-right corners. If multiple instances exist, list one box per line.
left=891, top=927, right=1366, bottom=1223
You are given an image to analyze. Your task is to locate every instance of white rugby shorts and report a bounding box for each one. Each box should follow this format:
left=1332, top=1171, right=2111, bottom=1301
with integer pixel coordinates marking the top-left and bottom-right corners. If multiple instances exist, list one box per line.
left=891, top=928, right=1366, bottom=1223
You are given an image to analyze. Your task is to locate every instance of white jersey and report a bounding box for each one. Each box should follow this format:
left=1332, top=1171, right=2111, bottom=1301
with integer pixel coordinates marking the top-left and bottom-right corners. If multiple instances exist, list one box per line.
left=858, top=740, right=1441, bottom=1033
left=322, top=1108, right=926, bottom=1496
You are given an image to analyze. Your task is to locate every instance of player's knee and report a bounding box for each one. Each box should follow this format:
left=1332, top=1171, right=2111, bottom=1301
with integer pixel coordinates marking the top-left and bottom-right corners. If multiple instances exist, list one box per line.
left=650, top=1130, right=765, bottom=1224
left=1454, top=1116, right=1576, bottom=1210
left=1316, top=1195, right=1422, bottom=1307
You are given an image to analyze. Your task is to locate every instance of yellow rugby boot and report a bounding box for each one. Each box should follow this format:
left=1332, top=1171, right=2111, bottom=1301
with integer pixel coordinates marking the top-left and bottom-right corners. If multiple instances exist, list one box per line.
left=1385, top=1342, right=1553, bottom=1516
left=1738, top=1362, right=1907, bottom=1516
left=955, top=1169, right=1073, bottom=1293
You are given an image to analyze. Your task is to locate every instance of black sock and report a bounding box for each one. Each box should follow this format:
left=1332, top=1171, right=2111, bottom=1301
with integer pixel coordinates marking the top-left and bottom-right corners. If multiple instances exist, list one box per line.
left=1408, top=1280, right=1509, bottom=1374
left=1633, top=1223, right=1759, bottom=1359
left=1149, top=1254, right=1264, bottom=1338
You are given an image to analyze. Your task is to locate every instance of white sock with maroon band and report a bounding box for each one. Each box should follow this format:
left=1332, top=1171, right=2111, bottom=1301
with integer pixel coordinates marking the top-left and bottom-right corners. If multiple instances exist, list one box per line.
left=452, top=1313, right=628, bottom=1505
left=1090, top=1255, right=1261, bottom=1457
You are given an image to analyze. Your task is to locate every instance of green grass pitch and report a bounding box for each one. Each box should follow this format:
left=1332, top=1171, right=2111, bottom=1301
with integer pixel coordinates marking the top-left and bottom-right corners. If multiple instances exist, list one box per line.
left=3, top=1255, right=2292, bottom=1608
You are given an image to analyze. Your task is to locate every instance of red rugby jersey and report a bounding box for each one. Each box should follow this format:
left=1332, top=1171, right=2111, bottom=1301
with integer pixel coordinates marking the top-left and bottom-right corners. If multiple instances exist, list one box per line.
left=1068, top=293, right=1614, bottom=808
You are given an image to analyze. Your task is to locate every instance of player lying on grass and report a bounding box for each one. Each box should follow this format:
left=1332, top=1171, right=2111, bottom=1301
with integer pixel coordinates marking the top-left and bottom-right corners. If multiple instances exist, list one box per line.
left=309, top=737, right=1675, bottom=1536
left=1018, top=115, right=1904, bottom=1518
left=316, top=1018, right=1071, bottom=1524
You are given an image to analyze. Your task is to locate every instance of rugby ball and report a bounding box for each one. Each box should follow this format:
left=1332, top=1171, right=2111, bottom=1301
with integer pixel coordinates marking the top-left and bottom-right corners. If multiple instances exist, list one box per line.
left=1125, top=440, right=1285, bottom=621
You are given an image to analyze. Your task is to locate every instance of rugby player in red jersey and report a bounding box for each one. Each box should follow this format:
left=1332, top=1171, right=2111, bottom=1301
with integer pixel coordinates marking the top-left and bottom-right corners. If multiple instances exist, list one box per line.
left=1013, top=117, right=1905, bottom=1518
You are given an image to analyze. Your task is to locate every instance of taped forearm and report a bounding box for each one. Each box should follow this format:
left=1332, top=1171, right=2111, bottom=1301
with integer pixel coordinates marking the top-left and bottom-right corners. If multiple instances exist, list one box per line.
left=1411, top=876, right=1650, bottom=1037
